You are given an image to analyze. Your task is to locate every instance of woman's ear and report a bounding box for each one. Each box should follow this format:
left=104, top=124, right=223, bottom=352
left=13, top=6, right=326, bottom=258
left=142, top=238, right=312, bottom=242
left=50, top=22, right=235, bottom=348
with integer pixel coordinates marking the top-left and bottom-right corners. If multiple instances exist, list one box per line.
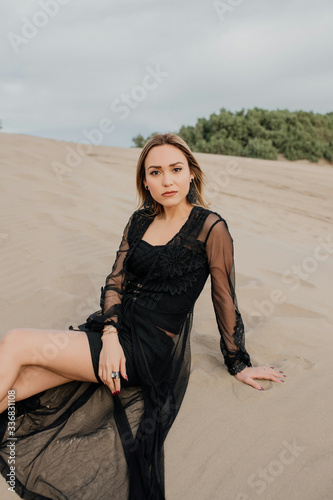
left=189, top=168, right=195, bottom=182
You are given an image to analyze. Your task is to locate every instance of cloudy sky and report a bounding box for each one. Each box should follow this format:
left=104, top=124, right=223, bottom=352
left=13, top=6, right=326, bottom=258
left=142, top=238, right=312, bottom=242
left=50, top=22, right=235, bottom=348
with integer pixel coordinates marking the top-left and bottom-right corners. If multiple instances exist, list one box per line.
left=1, top=0, right=332, bottom=147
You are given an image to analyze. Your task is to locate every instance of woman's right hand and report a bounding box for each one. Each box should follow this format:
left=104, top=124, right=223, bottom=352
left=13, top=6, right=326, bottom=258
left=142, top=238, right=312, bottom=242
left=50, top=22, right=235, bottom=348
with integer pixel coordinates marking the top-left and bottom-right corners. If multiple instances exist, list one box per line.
left=98, top=334, right=127, bottom=395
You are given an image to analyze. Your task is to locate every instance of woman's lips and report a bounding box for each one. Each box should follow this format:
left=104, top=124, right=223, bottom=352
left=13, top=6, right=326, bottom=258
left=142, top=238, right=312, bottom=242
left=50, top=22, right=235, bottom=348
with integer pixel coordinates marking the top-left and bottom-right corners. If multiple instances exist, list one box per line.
left=162, top=191, right=177, bottom=196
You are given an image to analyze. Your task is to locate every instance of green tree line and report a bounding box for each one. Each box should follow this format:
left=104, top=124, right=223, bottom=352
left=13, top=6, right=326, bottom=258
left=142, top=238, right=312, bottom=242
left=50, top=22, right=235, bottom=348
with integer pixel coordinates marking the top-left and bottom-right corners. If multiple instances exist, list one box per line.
left=132, top=108, right=333, bottom=162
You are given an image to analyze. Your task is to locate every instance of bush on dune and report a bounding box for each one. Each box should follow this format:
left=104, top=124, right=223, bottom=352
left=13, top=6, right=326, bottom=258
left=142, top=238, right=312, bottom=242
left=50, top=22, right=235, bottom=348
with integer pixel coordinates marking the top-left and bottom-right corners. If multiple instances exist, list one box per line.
left=132, top=108, right=333, bottom=163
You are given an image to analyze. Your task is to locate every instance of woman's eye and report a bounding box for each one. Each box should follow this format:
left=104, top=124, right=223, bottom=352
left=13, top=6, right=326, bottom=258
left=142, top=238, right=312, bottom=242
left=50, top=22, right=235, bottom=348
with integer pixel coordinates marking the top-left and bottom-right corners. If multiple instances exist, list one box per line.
left=150, top=167, right=182, bottom=175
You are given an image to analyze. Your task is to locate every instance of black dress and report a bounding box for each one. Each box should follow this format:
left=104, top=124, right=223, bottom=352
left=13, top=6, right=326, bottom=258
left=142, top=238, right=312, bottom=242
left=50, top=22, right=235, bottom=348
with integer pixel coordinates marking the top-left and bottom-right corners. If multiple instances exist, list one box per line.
left=0, top=205, right=251, bottom=500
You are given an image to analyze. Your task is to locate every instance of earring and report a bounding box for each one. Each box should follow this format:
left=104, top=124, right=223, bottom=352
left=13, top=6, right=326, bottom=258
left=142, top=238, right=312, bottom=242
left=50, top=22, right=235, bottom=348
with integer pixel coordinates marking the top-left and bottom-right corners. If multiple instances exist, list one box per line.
left=144, top=186, right=154, bottom=210
left=186, top=179, right=197, bottom=204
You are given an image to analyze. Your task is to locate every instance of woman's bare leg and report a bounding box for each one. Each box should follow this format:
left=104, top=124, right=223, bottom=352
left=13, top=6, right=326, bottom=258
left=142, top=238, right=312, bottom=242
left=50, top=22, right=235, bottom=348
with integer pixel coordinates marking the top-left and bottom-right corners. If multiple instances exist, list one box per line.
left=0, top=365, right=74, bottom=414
left=0, top=327, right=99, bottom=407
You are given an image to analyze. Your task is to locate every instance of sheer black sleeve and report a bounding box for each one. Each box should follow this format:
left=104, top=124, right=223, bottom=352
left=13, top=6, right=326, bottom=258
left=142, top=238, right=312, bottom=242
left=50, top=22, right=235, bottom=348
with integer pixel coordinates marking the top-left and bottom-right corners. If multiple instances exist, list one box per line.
left=84, top=214, right=133, bottom=333
left=205, top=217, right=252, bottom=375
left=100, top=214, right=133, bottom=329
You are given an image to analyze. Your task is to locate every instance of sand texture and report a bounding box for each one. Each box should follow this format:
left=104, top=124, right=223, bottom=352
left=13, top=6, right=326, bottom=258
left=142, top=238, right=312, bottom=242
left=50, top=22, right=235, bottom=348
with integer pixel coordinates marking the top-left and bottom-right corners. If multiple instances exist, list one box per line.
left=0, top=133, right=332, bottom=499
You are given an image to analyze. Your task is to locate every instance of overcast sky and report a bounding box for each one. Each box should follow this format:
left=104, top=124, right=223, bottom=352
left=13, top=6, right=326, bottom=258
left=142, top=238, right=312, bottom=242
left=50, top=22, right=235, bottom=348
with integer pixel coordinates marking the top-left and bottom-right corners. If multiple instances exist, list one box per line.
left=1, top=0, right=332, bottom=147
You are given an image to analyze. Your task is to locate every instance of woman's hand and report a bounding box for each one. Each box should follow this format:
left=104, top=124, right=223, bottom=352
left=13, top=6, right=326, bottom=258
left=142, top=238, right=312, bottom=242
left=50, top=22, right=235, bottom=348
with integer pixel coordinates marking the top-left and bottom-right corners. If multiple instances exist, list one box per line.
left=234, top=366, right=286, bottom=390
left=98, top=334, right=128, bottom=395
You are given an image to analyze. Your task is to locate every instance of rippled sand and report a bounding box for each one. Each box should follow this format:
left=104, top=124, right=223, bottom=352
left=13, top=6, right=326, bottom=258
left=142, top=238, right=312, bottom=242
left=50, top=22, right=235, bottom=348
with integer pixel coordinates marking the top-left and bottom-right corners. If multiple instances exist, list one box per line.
left=1, top=133, right=332, bottom=499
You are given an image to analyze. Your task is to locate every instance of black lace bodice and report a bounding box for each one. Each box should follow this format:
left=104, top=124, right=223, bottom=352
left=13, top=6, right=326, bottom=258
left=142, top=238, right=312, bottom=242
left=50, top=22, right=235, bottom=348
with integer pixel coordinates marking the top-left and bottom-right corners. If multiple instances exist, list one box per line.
left=87, top=204, right=252, bottom=375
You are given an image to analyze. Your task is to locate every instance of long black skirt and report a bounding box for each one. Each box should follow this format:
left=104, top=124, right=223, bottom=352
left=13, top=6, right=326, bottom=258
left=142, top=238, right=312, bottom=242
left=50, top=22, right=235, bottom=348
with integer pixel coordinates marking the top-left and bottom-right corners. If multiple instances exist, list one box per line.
left=0, top=298, right=191, bottom=499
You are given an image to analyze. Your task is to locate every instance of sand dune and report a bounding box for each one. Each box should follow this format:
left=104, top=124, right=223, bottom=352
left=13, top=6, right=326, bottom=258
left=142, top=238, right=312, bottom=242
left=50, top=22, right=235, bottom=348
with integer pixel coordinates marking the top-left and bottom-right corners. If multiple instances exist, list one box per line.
left=1, top=133, right=332, bottom=499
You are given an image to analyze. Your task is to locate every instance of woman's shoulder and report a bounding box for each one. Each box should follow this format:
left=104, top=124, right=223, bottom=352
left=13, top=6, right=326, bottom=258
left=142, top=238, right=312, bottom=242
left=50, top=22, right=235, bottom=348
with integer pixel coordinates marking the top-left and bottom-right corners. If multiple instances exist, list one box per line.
left=123, top=208, right=152, bottom=238
left=196, top=206, right=232, bottom=245
left=124, top=208, right=149, bottom=224
left=197, top=206, right=229, bottom=229
left=128, top=208, right=152, bottom=225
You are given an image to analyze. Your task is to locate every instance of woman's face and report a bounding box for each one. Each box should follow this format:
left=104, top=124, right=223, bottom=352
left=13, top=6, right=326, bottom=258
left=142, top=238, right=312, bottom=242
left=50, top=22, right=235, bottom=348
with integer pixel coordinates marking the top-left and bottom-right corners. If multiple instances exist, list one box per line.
left=144, top=144, right=194, bottom=208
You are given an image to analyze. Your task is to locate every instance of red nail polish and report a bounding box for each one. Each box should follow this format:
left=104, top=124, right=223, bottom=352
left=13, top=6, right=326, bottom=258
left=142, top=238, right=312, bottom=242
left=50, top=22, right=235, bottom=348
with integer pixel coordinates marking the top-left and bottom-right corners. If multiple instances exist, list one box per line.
left=116, top=390, right=120, bottom=394
left=281, top=380, right=284, bottom=382
left=270, top=366, right=274, bottom=369
left=279, top=371, right=284, bottom=373
left=112, top=392, right=116, bottom=396
left=283, top=375, right=286, bottom=377
left=259, top=387, right=264, bottom=390
left=125, top=375, right=128, bottom=381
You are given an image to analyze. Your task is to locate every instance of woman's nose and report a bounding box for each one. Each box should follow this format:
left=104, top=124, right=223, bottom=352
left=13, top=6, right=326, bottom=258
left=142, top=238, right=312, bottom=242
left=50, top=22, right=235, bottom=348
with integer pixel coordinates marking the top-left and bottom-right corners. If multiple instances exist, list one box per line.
left=162, top=174, right=173, bottom=186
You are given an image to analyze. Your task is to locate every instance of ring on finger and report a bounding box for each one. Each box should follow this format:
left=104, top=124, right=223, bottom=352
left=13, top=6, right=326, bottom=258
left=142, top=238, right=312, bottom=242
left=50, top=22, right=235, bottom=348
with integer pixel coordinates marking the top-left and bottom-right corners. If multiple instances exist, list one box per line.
left=111, top=371, right=120, bottom=379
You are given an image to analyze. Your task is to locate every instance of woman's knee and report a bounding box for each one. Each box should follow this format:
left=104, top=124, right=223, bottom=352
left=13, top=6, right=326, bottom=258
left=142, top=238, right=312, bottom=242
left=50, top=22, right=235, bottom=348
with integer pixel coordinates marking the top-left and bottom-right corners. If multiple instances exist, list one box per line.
left=0, top=328, right=26, bottom=352
left=0, top=328, right=51, bottom=366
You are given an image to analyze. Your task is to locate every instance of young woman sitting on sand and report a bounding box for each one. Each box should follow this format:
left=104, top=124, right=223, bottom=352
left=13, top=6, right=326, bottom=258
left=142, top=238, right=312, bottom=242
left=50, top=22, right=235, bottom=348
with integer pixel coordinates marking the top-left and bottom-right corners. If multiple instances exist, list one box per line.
left=0, top=133, right=285, bottom=500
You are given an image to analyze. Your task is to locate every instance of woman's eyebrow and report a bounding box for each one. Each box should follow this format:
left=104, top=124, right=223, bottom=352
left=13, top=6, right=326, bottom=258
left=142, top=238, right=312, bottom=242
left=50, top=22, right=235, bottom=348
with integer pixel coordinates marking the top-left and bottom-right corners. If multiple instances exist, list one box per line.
left=147, top=161, right=184, bottom=171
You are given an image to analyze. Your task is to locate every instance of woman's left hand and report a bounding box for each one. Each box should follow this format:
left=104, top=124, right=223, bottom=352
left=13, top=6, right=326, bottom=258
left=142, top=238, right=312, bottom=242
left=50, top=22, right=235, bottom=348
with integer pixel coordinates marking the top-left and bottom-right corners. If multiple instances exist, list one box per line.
left=234, top=366, right=286, bottom=390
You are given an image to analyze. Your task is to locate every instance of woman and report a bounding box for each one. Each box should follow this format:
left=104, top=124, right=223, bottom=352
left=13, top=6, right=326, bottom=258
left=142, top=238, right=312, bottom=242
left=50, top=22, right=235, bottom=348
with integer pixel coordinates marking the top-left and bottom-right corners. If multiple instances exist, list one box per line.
left=0, top=133, right=285, bottom=500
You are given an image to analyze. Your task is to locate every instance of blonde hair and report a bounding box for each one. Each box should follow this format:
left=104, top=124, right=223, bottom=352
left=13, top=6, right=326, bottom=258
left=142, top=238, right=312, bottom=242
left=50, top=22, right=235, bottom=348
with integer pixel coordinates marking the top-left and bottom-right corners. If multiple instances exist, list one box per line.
left=136, top=133, right=210, bottom=217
